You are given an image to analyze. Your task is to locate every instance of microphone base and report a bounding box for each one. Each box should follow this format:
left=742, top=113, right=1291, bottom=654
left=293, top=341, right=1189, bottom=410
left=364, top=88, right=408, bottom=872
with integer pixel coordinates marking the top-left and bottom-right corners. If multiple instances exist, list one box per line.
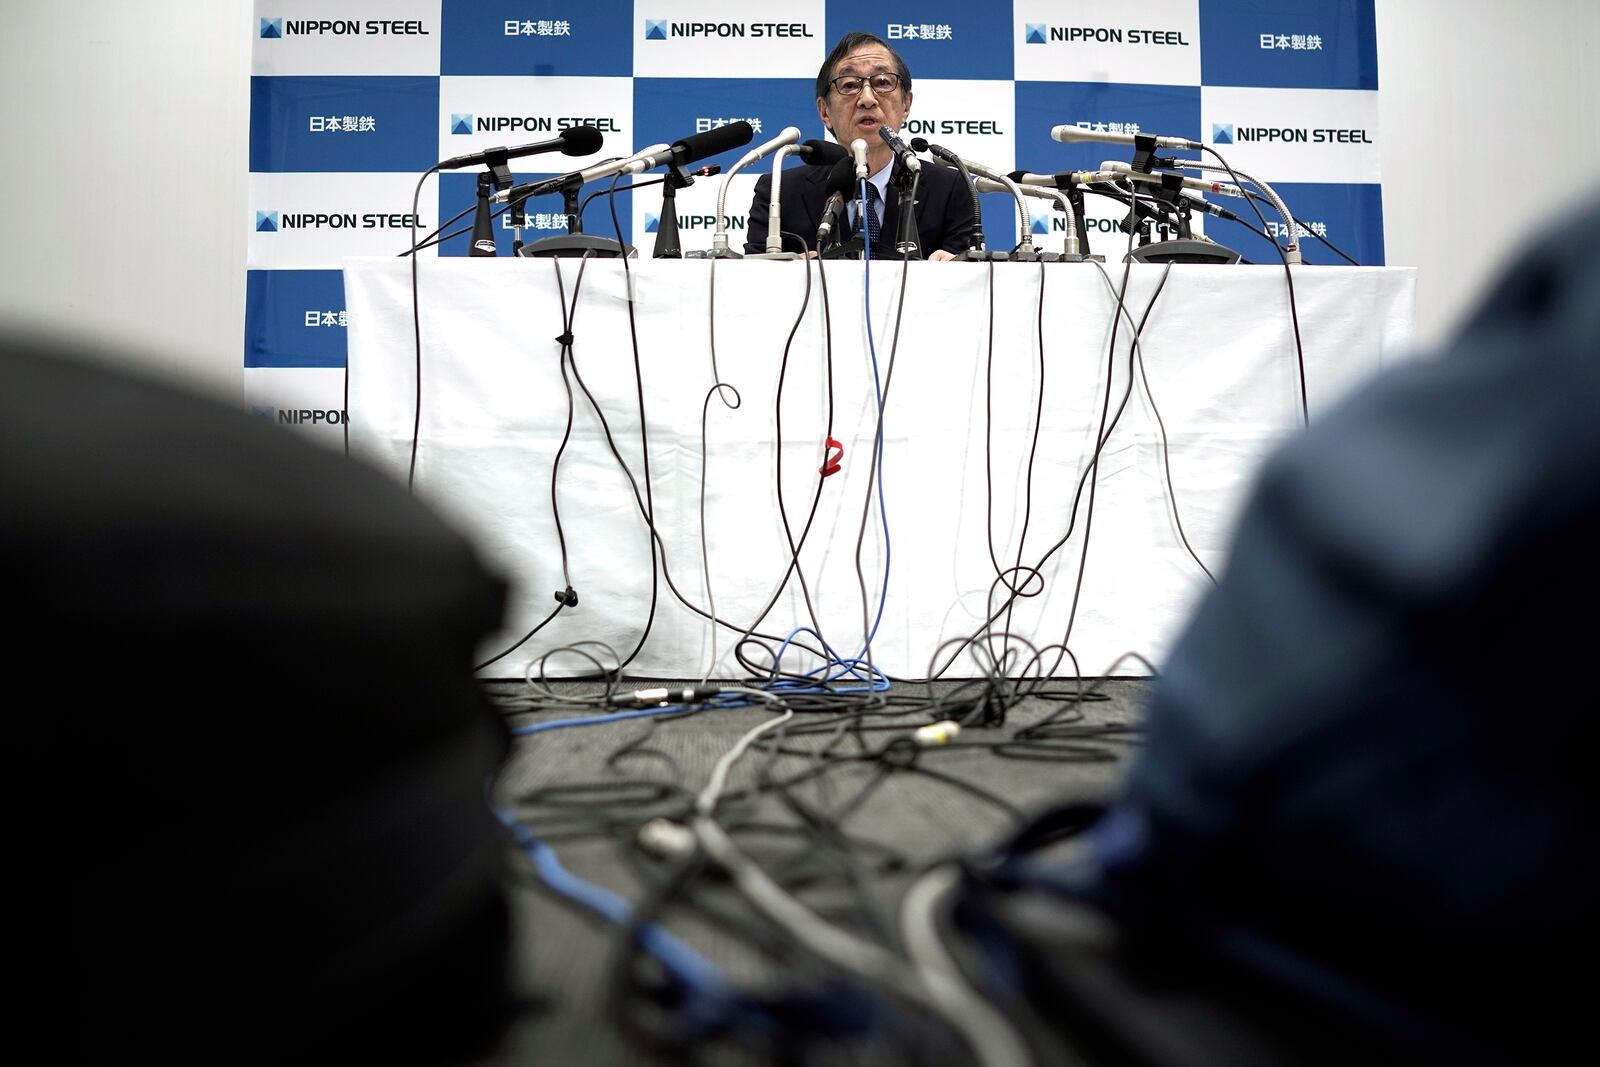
left=745, top=252, right=802, bottom=260
left=1123, top=238, right=1240, bottom=265
left=516, top=234, right=636, bottom=259
left=820, top=236, right=902, bottom=261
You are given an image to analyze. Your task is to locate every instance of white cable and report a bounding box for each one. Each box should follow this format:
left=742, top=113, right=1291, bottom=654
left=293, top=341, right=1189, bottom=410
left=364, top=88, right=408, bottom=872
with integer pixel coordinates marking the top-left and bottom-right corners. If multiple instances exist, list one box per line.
left=693, top=817, right=1033, bottom=1067
left=695, top=687, right=792, bottom=816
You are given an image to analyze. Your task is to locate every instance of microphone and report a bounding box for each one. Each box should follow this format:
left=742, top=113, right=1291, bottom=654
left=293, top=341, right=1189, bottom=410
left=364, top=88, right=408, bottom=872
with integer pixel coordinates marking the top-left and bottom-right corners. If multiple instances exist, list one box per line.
left=878, top=124, right=921, bottom=172
left=437, top=125, right=604, bottom=171
left=850, top=138, right=869, bottom=178
left=815, top=157, right=858, bottom=247
left=491, top=143, right=671, bottom=203
left=1099, top=160, right=1244, bottom=198
left=1051, top=125, right=1201, bottom=151
left=756, top=130, right=823, bottom=258
left=801, top=139, right=850, bottom=166
left=1009, top=169, right=1122, bottom=190
left=731, top=126, right=802, bottom=171
left=623, top=121, right=754, bottom=174
left=911, top=138, right=985, bottom=257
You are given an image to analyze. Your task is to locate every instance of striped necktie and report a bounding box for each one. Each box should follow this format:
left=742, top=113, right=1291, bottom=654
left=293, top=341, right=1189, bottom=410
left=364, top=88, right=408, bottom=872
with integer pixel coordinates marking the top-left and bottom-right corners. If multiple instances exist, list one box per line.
left=857, top=182, right=881, bottom=245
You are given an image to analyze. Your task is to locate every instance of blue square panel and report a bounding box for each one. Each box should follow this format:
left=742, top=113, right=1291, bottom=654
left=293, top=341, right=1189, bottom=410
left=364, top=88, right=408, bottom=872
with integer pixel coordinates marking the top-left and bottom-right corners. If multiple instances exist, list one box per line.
left=441, top=2, right=634, bottom=76
left=245, top=270, right=349, bottom=368
left=1199, top=0, right=1377, bottom=89
left=250, top=76, right=440, bottom=173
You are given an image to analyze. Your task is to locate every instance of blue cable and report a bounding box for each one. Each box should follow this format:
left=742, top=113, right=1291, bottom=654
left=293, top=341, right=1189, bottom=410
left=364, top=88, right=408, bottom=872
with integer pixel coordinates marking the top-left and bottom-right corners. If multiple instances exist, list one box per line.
left=767, top=626, right=890, bottom=693
left=492, top=704, right=746, bottom=1031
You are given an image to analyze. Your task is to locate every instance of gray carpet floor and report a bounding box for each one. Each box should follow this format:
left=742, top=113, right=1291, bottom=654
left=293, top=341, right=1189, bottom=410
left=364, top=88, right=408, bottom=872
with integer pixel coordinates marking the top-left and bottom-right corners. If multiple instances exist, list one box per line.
left=471, top=678, right=1153, bottom=1066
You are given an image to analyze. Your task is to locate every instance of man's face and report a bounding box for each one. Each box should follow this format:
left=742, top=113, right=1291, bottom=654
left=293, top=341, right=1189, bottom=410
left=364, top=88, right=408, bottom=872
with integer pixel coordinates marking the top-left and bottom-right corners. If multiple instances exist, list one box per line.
left=816, top=43, right=912, bottom=146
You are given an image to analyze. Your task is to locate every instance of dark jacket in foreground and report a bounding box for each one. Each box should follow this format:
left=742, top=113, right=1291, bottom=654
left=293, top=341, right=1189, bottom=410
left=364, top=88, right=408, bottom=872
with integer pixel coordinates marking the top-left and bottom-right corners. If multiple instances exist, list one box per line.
left=955, top=198, right=1600, bottom=1065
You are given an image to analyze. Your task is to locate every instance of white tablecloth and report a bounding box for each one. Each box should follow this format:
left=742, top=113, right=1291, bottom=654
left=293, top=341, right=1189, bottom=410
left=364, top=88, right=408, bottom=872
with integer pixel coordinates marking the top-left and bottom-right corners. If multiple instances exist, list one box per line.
left=344, top=256, right=1416, bottom=679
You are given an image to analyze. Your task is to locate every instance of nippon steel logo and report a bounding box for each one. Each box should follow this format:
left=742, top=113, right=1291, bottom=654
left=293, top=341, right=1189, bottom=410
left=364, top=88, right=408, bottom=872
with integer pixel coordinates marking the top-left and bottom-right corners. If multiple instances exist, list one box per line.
left=1210, top=123, right=1373, bottom=144
left=454, top=114, right=622, bottom=134
left=646, top=212, right=743, bottom=231
left=250, top=406, right=349, bottom=426
left=257, top=17, right=429, bottom=37
left=254, top=209, right=426, bottom=231
left=902, top=118, right=1005, bottom=136
left=643, top=19, right=814, bottom=39
left=1027, top=25, right=1191, bottom=46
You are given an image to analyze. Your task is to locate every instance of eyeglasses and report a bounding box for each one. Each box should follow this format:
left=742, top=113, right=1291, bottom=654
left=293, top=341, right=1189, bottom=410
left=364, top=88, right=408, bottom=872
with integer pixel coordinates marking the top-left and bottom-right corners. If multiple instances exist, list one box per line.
left=828, top=72, right=903, bottom=97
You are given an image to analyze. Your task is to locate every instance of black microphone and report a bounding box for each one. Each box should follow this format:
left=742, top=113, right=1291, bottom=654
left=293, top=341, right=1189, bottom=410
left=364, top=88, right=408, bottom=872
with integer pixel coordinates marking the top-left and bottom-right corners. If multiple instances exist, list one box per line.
left=815, top=157, right=858, bottom=246
left=913, top=138, right=983, bottom=254
left=624, top=121, right=755, bottom=174
left=437, top=124, right=604, bottom=171
left=800, top=139, right=850, bottom=166
left=877, top=124, right=920, bottom=172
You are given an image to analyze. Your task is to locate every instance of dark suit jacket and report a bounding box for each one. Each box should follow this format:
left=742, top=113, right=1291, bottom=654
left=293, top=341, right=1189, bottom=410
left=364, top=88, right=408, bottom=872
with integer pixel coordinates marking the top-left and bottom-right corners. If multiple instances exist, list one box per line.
left=744, top=158, right=977, bottom=257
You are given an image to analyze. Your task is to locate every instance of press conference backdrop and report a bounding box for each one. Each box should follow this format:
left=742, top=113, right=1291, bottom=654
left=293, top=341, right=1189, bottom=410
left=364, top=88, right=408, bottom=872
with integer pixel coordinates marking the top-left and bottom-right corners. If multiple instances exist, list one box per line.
left=245, top=0, right=1383, bottom=433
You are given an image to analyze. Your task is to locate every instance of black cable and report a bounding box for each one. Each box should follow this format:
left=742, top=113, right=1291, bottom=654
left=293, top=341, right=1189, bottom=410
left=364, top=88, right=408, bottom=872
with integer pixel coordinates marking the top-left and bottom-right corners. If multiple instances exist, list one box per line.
left=1204, top=146, right=1310, bottom=425
left=404, top=164, right=441, bottom=490
left=578, top=176, right=667, bottom=226
left=469, top=255, right=592, bottom=672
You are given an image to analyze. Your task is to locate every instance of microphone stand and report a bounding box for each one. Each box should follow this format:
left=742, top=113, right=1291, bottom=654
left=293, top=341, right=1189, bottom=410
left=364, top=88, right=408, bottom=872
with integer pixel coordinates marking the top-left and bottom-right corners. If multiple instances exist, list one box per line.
left=517, top=174, right=634, bottom=258
left=891, top=165, right=920, bottom=257
left=651, top=162, right=696, bottom=259
left=469, top=159, right=514, bottom=256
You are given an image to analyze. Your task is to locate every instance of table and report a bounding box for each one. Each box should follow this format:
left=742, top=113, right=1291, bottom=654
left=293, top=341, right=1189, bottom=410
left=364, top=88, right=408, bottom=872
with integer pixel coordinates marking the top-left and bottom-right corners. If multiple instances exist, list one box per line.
left=344, top=256, right=1415, bottom=679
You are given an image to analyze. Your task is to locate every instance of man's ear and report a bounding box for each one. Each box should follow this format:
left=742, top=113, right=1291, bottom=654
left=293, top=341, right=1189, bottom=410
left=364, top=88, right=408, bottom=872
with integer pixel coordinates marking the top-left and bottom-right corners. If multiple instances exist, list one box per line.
left=816, top=96, right=831, bottom=134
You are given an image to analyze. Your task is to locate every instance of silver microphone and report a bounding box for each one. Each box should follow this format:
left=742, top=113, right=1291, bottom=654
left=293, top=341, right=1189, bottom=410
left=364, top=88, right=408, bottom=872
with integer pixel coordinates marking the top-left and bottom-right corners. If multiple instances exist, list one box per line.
left=490, top=144, right=670, bottom=204
left=708, top=126, right=802, bottom=257
left=732, top=126, right=802, bottom=171
left=849, top=138, right=869, bottom=178
left=1099, top=161, right=1245, bottom=198
left=1051, top=125, right=1201, bottom=151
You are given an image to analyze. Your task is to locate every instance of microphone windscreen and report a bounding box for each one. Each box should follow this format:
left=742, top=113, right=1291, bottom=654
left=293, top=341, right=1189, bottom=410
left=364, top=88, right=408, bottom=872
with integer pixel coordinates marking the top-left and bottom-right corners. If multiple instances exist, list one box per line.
left=559, top=125, right=605, bottom=156
left=825, top=157, right=856, bottom=197
left=801, top=139, right=849, bottom=165
left=671, top=120, right=755, bottom=165
left=909, top=137, right=930, bottom=152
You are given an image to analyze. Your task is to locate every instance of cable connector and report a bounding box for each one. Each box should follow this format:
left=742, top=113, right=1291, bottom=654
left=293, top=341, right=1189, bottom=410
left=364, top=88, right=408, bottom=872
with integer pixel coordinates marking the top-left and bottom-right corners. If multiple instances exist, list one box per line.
left=554, top=586, right=578, bottom=607
left=637, top=817, right=696, bottom=860
left=913, top=720, right=962, bottom=747
left=615, top=684, right=723, bottom=708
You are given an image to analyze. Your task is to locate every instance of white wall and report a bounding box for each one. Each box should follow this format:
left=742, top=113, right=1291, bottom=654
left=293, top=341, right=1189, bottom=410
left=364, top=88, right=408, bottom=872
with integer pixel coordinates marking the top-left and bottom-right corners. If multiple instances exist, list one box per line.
left=0, top=1, right=251, bottom=400
left=1376, top=0, right=1600, bottom=347
left=0, top=1, right=1594, bottom=397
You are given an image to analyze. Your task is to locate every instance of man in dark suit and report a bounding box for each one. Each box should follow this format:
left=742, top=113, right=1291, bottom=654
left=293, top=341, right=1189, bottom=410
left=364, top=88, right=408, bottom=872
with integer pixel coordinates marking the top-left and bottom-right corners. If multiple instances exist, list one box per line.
left=744, top=31, right=977, bottom=259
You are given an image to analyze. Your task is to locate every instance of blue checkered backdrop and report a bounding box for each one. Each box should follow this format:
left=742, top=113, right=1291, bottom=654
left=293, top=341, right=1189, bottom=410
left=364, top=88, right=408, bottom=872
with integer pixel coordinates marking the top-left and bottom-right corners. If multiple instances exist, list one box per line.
left=247, top=0, right=1382, bottom=433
